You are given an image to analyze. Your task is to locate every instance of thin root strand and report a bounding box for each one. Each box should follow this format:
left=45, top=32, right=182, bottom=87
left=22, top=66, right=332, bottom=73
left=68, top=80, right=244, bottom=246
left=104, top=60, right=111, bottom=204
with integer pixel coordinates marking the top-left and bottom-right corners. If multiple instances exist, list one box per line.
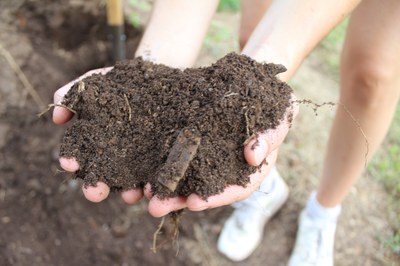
left=293, top=99, right=369, bottom=168
left=151, top=216, right=165, bottom=253
left=37, top=103, right=77, bottom=118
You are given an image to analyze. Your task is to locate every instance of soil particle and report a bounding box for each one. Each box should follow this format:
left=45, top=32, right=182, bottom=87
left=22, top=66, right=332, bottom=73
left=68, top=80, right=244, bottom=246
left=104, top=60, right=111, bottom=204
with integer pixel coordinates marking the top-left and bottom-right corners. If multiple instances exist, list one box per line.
left=60, top=53, right=293, bottom=199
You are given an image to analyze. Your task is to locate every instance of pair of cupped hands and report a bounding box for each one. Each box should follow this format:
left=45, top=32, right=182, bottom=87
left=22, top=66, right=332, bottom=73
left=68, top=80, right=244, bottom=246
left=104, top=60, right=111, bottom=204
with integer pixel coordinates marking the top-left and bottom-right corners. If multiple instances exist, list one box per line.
left=53, top=67, right=298, bottom=218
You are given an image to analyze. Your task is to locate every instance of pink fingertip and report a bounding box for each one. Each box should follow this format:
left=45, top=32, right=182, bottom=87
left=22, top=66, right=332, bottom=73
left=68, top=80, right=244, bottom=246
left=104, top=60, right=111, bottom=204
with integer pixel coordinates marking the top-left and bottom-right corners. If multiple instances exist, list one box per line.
left=82, top=182, right=110, bottom=203
left=148, top=196, right=187, bottom=218
left=53, top=106, right=73, bottom=125
left=244, top=138, right=268, bottom=166
left=121, top=189, right=143, bottom=204
left=59, top=157, right=79, bottom=172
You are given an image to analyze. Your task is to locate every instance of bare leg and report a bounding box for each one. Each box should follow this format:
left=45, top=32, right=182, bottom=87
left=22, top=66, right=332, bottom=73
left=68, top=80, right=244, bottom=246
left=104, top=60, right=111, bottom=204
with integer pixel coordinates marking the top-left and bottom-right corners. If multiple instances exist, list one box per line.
left=239, top=0, right=273, bottom=49
left=317, top=0, right=400, bottom=207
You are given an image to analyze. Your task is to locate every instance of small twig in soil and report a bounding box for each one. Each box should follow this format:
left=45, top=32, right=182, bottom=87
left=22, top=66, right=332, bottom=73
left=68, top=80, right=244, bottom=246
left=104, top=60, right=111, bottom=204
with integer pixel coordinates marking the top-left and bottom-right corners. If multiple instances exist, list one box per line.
left=224, top=91, right=239, bottom=98
left=0, top=42, right=46, bottom=109
left=65, top=81, right=86, bottom=109
left=243, top=134, right=257, bottom=146
left=77, top=80, right=86, bottom=93
left=37, top=103, right=77, bottom=118
left=255, top=100, right=262, bottom=123
left=244, top=107, right=251, bottom=138
left=151, top=216, right=165, bottom=253
left=244, top=105, right=258, bottom=141
left=157, top=128, right=201, bottom=192
left=123, top=94, right=132, bottom=121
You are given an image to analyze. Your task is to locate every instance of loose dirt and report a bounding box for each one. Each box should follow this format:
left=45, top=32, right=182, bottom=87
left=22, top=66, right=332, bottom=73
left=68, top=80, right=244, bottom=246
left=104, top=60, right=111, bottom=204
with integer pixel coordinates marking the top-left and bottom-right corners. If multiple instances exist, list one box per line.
left=60, top=53, right=292, bottom=198
left=0, top=1, right=398, bottom=265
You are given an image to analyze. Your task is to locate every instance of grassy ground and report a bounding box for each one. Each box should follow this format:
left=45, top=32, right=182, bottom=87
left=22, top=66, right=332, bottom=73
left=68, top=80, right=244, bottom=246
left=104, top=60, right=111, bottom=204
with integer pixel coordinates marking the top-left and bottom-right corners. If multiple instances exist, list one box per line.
left=369, top=106, right=400, bottom=254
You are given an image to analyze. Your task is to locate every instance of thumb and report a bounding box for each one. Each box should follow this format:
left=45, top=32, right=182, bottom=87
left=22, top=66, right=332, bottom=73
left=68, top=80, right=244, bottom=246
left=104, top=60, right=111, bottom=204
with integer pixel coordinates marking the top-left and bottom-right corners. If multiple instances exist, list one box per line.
left=244, top=137, right=269, bottom=166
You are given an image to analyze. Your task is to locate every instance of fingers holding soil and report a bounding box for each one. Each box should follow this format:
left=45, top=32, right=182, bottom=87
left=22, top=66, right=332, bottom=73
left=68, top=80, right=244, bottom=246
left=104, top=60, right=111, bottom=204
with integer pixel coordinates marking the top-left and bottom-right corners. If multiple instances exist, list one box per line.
left=53, top=106, right=74, bottom=125
left=82, top=181, right=110, bottom=203
left=58, top=54, right=294, bottom=206
left=59, top=157, right=79, bottom=172
left=244, top=138, right=269, bottom=166
left=53, top=67, right=114, bottom=125
left=187, top=150, right=278, bottom=211
left=60, top=157, right=111, bottom=203
left=244, top=95, right=298, bottom=166
left=121, top=189, right=144, bottom=204
left=53, top=84, right=74, bottom=124
left=148, top=196, right=187, bottom=218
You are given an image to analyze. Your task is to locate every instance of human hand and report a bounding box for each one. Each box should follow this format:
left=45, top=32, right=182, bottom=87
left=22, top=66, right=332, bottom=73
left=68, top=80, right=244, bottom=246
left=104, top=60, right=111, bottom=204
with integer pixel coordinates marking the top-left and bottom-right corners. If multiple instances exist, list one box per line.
left=145, top=97, right=299, bottom=217
left=54, top=69, right=298, bottom=218
left=53, top=67, right=144, bottom=204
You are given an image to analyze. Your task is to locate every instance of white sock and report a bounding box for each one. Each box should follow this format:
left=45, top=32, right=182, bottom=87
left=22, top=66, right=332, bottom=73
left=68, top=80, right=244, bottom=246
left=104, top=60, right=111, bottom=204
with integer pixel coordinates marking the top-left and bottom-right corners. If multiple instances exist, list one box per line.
left=305, top=191, right=341, bottom=223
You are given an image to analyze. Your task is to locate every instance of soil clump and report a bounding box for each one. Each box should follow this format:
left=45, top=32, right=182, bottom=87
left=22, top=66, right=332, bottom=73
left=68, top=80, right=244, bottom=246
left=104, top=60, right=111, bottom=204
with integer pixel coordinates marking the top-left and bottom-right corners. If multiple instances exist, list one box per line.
left=60, top=53, right=293, bottom=198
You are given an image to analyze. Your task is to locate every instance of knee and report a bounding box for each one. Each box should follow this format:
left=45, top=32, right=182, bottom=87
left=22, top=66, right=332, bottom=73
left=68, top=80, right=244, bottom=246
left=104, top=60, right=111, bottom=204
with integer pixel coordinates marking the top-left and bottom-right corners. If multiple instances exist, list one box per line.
left=341, top=61, right=399, bottom=110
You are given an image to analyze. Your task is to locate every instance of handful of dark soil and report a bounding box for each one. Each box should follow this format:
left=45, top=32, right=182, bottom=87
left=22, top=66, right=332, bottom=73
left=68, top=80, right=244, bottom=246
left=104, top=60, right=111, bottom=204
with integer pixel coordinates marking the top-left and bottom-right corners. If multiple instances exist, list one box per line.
left=60, top=53, right=293, bottom=199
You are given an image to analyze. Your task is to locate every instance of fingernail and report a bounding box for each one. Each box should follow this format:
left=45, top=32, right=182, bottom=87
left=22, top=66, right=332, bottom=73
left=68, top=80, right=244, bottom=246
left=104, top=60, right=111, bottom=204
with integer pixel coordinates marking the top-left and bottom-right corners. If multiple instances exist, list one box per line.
left=53, top=106, right=61, bottom=119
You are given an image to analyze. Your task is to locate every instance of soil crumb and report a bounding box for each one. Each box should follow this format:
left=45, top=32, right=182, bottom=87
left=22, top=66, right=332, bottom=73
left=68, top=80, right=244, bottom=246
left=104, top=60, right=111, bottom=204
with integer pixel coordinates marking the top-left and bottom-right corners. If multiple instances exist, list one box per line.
left=60, top=53, right=293, bottom=199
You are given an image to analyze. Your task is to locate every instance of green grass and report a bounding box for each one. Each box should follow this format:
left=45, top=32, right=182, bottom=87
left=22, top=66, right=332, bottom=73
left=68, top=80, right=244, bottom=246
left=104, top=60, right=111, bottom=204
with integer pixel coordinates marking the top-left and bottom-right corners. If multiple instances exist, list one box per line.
left=369, top=105, right=400, bottom=255
left=217, top=0, right=240, bottom=12
left=127, top=0, right=151, bottom=28
left=203, top=20, right=238, bottom=58
left=385, top=234, right=400, bottom=255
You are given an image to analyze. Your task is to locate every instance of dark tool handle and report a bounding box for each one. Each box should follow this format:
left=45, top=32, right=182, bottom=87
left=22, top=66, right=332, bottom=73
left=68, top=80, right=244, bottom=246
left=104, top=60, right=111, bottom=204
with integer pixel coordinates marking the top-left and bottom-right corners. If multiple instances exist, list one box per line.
left=107, top=0, right=126, bottom=62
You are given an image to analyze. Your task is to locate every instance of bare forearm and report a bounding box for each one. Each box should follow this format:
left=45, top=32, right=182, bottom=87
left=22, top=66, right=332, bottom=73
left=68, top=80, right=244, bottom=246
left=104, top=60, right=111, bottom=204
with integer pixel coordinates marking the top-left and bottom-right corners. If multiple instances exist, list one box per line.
left=135, top=0, right=219, bottom=68
left=243, top=0, right=362, bottom=81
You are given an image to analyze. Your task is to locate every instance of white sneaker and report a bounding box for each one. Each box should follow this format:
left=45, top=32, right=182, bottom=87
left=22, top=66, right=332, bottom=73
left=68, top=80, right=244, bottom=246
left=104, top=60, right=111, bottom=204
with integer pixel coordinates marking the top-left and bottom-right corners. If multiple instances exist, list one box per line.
left=288, top=211, right=337, bottom=266
left=217, top=167, right=289, bottom=261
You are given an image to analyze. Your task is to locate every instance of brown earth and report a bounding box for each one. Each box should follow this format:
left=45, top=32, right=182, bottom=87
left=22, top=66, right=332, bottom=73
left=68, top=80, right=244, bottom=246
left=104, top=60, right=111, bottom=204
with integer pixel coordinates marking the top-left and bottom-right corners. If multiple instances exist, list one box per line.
left=60, top=53, right=292, bottom=198
left=0, top=1, right=398, bottom=266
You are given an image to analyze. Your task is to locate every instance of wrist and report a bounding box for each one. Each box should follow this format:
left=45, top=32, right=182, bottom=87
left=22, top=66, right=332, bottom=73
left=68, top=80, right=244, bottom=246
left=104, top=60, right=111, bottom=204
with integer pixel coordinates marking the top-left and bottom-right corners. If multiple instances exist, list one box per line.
left=134, top=43, right=196, bottom=69
left=133, top=0, right=218, bottom=69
